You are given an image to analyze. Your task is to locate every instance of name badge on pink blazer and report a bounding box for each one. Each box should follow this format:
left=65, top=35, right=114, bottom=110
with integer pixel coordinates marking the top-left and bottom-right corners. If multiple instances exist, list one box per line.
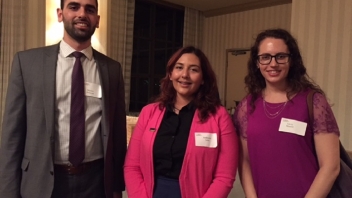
left=195, top=132, right=217, bottom=148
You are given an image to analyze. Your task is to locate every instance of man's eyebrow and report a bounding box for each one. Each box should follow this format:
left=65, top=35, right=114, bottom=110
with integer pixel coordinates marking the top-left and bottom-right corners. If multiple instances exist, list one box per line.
left=85, top=4, right=97, bottom=10
left=66, top=2, right=97, bottom=10
left=67, top=2, right=80, bottom=7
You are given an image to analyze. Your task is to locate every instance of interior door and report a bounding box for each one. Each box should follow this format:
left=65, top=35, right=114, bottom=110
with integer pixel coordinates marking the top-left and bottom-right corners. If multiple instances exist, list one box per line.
left=225, top=50, right=250, bottom=109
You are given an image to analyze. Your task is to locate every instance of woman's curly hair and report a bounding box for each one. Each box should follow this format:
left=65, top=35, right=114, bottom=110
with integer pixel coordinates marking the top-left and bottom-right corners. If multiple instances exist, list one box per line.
left=154, top=46, right=221, bottom=122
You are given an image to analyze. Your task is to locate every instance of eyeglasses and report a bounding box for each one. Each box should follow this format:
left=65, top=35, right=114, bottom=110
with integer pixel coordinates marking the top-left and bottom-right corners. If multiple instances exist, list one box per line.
left=257, top=53, right=291, bottom=65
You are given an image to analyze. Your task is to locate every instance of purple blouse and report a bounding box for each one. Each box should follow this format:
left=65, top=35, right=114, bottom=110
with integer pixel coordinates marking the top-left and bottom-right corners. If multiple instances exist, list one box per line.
left=233, top=89, right=339, bottom=198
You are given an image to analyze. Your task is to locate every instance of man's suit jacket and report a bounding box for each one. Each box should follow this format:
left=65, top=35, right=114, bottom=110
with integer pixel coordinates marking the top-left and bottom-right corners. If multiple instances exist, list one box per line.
left=0, top=44, right=127, bottom=198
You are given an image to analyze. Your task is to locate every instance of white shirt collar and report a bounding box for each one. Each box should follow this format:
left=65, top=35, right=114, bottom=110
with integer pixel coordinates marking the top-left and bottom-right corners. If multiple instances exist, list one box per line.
left=59, top=40, right=93, bottom=60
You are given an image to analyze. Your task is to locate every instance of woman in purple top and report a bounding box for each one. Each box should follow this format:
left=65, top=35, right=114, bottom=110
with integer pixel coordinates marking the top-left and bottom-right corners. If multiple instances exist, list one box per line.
left=233, top=29, right=340, bottom=198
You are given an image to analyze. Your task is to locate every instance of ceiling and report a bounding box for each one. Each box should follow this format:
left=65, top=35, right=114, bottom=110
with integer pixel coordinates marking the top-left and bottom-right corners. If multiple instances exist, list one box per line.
left=162, top=0, right=291, bottom=17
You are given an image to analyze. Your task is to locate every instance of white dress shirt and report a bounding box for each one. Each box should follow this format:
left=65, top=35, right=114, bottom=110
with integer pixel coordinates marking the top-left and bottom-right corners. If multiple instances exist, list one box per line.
left=54, top=40, right=103, bottom=164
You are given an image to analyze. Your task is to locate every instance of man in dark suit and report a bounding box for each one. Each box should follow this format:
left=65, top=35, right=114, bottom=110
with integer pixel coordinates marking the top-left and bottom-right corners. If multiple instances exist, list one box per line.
left=0, top=0, right=126, bottom=197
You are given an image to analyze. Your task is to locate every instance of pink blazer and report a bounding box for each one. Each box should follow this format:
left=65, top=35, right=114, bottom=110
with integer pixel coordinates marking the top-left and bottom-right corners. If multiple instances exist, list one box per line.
left=124, top=103, right=239, bottom=198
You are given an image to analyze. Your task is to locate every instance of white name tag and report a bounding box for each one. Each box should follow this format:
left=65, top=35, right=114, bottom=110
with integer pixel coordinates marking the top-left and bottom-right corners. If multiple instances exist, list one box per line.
left=85, top=82, right=102, bottom=98
left=279, top=118, right=307, bottom=136
left=195, top=132, right=217, bottom=148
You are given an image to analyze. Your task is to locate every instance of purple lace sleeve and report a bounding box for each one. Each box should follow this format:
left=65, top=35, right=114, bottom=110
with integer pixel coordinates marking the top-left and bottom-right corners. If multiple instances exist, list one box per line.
left=233, top=97, right=248, bottom=139
left=312, top=93, right=340, bottom=135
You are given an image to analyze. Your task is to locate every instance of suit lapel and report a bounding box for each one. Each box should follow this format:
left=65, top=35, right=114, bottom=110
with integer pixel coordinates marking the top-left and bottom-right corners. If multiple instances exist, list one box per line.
left=93, top=50, right=110, bottom=139
left=42, top=44, right=60, bottom=159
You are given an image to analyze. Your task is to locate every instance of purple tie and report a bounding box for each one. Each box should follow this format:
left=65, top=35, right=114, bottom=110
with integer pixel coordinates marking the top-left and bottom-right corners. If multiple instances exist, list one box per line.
left=69, top=52, right=85, bottom=167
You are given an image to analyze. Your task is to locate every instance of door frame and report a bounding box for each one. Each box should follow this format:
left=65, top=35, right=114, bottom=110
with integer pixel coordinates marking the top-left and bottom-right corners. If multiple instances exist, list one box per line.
left=224, top=48, right=250, bottom=108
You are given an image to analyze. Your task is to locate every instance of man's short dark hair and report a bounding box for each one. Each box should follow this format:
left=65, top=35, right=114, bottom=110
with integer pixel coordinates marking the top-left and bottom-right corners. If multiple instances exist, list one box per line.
left=60, top=0, right=98, bottom=9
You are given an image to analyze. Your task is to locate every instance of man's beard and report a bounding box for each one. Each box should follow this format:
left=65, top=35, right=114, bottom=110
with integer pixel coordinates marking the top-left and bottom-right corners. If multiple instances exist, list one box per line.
left=63, top=20, right=96, bottom=43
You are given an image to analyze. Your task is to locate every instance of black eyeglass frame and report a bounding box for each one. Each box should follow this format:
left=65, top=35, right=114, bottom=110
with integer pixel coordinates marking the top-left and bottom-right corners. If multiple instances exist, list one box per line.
left=257, top=53, right=291, bottom=65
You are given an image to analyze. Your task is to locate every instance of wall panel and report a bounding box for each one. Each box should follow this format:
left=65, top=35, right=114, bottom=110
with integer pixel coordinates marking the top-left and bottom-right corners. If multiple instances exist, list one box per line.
left=202, top=4, right=292, bottom=103
left=291, top=0, right=352, bottom=150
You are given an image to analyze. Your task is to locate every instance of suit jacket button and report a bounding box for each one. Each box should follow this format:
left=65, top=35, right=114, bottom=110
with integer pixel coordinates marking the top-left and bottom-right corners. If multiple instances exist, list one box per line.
left=50, top=171, right=54, bottom=175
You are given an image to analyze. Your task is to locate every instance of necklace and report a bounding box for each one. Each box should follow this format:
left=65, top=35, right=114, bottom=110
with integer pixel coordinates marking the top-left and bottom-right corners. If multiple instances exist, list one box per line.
left=262, top=99, right=287, bottom=119
left=264, top=102, right=286, bottom=109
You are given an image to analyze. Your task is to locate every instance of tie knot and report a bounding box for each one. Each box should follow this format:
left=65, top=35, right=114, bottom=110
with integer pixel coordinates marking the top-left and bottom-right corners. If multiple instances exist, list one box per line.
left=72, top=51, right=84, bottom=58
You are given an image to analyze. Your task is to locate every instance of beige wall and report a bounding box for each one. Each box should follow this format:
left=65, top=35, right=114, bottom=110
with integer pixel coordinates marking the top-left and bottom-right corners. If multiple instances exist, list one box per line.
left=202, top=4, right=292, bottom=102
left=291, top=0, right=352, bottom=150
left=26, top=0, right=46, bottom=49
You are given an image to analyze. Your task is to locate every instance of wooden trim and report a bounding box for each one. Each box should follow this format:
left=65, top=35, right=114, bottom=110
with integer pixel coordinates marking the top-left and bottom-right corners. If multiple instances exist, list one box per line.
left=203, top=0, right=292, bottom=17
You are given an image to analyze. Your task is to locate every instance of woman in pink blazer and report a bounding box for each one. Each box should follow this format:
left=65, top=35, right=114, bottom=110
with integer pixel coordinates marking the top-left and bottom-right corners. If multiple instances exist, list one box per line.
left=124, top=46, right=239, bottom=198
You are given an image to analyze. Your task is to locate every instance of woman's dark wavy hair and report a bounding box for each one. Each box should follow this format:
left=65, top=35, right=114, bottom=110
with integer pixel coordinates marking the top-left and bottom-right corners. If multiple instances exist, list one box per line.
left=245, top=28, right=323, bottom=112
left=154, top=46, right=221, bottom=123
